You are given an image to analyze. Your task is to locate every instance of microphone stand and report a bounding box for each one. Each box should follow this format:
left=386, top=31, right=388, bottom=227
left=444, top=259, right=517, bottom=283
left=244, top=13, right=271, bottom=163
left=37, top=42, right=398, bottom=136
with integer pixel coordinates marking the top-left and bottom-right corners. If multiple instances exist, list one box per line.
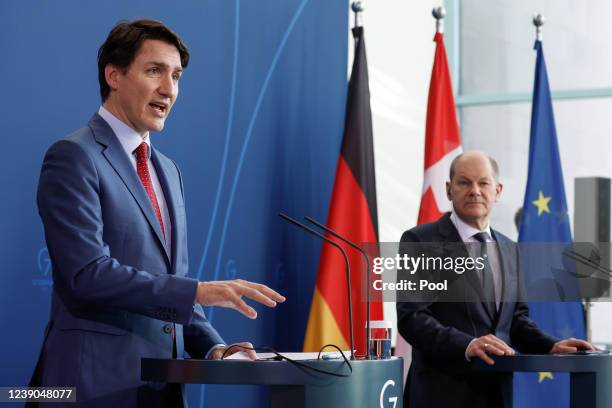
left=304, top=216, right=373, bottom=359
left=279, top=213, right=356, bottom=360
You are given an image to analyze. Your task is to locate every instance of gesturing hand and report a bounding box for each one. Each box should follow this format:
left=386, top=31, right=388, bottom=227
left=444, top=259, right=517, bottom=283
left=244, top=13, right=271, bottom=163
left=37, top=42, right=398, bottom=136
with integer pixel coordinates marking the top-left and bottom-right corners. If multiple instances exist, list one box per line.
left=196, top=279, right=286, bottom=319
left=466, top=334, right=515, bottom=365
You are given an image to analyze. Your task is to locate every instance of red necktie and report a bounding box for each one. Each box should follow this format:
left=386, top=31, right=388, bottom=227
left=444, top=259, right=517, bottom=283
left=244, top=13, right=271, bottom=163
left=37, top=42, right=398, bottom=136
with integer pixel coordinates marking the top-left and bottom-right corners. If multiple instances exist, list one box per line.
left=135, top=142, right=165, bottom=240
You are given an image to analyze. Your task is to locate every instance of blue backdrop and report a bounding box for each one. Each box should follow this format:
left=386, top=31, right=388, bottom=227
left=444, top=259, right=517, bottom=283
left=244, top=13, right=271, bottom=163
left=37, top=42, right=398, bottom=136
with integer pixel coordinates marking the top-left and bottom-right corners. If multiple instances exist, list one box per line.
left=0, top=1, right=348, bottom=406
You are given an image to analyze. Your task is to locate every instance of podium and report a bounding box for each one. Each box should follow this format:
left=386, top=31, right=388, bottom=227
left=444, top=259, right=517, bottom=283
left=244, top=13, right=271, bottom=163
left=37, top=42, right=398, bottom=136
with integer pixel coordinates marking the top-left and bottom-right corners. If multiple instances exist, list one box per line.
left=472, top=354, right=612, bottom=407
left=141, top=357, right=403, bottom=407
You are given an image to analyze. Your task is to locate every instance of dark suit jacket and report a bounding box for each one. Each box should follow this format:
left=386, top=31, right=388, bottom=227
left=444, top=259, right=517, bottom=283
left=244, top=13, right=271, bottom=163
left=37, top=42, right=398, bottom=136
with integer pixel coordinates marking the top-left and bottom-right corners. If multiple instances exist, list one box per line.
left=396, top=213, right=558, bottom=408
left=30, top=114, right=224, bottom=407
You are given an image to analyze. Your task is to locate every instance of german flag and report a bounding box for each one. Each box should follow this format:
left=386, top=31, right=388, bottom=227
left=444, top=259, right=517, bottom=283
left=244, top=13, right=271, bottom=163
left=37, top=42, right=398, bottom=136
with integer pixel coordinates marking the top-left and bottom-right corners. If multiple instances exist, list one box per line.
left=303, top=26, right=382, bottom=356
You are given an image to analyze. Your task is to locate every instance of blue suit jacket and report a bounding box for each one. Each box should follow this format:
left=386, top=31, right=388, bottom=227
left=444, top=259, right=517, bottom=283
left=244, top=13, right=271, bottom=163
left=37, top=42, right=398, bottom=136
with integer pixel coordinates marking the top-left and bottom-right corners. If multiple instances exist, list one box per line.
left=396, top=213, right=558, bottom=408
left=31, top=114, right=224, bottom=406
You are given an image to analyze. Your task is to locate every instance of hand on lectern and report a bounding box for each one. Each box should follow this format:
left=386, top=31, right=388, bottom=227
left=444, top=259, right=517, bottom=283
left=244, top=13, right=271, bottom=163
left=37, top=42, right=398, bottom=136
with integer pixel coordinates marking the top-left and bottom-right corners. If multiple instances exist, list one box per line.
left=208, top=342, right=257, bottom=360
left=196, top=279, right=286, bottom=319
left=550, top=338, right=596, bottom=354
left=467, top=334, right=515, bottom=365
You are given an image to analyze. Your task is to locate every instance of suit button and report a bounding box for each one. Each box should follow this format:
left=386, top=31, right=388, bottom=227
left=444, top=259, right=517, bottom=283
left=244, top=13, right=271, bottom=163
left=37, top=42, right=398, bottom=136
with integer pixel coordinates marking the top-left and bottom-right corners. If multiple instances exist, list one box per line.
left=163, top=324, right=172, bottom=334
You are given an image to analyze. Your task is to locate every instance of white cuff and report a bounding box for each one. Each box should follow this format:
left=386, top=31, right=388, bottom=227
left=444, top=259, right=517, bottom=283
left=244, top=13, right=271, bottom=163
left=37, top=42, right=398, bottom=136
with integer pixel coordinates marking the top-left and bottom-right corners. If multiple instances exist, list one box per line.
left=205, top=343, right=227, bottom=359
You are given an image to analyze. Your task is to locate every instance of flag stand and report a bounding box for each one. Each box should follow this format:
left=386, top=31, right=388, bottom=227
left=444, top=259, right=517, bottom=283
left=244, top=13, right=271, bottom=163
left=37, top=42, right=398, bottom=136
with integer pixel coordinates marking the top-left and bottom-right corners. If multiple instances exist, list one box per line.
left=513, top=11, right=588, bottom=407
left=350, top=0, right=371, bottom=360
left=303, top=0, right=382, bottom=359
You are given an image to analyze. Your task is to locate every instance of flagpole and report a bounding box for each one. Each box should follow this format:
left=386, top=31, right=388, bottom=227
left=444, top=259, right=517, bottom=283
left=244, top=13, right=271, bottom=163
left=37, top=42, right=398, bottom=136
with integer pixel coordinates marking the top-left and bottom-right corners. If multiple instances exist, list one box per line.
left=350, top=0, right=370, bottom=359
left=432, top=6, right=445, bottom=34
left=533, top=13, right=544, bottom=41
left=351, top=1, right=363, bottom=28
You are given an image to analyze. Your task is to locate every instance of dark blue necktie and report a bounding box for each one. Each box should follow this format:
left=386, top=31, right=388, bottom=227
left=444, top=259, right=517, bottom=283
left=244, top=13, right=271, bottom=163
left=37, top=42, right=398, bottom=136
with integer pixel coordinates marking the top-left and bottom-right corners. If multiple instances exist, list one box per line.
left=472, top=232, right=497, bottom=317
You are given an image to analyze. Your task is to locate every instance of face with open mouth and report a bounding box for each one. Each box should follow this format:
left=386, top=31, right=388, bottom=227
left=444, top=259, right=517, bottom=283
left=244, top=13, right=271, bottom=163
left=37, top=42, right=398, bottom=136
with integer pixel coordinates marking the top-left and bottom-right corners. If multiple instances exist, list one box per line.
left=104, top=39, right=183, bottom=136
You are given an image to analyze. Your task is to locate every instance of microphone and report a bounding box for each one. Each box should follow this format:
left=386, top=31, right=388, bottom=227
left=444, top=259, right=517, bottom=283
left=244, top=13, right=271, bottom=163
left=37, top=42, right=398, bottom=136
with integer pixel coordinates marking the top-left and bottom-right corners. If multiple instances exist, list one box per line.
left=562, top=246, right=612, bottom=278
left=278, top=212, right=355, bottom=360
left=303, top=216, right=373, bottom=359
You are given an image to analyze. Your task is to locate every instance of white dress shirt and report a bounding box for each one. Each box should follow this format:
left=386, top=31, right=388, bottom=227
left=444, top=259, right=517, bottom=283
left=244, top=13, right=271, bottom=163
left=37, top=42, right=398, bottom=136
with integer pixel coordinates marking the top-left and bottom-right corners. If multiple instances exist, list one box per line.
left=98, top=106, right=172, bottom=256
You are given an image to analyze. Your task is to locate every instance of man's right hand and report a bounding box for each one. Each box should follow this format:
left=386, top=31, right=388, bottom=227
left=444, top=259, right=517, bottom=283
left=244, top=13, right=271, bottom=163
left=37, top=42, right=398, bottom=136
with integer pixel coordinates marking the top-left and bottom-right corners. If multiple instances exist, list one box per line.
left=196, top=279, right=286, bottom=319
left=466, top=334, right=515, bottom=365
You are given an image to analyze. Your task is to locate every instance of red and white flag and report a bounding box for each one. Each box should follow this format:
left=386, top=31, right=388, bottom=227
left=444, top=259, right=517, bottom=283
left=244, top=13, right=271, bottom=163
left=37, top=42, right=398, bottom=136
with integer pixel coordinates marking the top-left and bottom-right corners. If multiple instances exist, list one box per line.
left=395, top=31, right=462, bottom=383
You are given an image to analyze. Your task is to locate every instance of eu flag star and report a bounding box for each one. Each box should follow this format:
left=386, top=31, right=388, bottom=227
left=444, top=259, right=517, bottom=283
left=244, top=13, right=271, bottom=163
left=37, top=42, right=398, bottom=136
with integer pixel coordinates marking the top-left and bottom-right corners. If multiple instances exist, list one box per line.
left=532, top=191, right=552, bottom=216
left=538, top=372, right=554, bottom=383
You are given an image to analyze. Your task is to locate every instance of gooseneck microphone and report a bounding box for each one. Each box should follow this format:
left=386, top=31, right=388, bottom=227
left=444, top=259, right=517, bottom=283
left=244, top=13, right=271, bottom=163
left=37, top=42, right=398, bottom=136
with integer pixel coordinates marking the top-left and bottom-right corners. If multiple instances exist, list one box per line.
left=303, top=216, right=373, bottom=359
left=563, top=247, right=612, bottom=278
left=278, top=212, right=355, bottom=360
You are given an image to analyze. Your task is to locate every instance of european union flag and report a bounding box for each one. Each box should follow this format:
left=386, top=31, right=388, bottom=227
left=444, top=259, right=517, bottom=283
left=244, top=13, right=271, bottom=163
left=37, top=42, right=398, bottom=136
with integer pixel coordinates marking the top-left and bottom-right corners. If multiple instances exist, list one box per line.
left=513, top=40, right=586, bottom=408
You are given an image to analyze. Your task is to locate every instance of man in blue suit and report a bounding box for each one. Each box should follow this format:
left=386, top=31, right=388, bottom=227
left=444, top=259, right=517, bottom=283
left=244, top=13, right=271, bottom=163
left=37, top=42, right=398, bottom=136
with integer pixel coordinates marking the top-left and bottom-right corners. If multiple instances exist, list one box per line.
left=396, top=151, right=594, bottom=408
left=30, top=19, right=285, bottom=407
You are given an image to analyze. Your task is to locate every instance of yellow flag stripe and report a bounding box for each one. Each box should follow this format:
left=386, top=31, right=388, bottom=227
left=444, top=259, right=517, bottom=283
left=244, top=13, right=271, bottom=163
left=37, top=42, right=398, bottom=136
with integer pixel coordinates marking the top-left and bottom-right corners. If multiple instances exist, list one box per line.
left=303, top=287, right=349, bottom=352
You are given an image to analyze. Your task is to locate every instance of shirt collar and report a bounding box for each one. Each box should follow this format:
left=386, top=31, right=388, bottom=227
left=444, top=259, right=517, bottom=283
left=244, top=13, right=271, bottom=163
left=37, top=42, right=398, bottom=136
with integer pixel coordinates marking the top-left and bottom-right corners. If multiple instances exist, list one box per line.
left=450, top=210, right=493, bottom=242
left=98, top=106, right=151, bottom=158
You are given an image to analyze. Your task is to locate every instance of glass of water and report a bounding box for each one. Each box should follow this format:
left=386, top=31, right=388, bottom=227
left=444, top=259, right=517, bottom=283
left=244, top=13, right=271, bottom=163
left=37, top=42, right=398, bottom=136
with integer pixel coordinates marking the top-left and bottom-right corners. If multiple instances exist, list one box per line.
left=368, top=320, right=392, bottom=359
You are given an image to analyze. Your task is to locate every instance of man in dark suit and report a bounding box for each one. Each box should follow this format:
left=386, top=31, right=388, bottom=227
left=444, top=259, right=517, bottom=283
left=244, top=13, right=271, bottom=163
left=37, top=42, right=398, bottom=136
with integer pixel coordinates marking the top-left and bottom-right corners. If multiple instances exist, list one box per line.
left=396, top=150, right=593, bottom=408
left=31, top=19, right=285, bottom=407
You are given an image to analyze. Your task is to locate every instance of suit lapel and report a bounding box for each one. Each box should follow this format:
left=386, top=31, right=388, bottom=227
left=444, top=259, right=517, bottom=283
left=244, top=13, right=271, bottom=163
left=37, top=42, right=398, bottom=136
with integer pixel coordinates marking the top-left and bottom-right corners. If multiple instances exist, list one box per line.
left=88, top=114, right=171, bottom=265
left=491, top=230, right=513, bottom=324
left=151, top=149, right=180, bottom=274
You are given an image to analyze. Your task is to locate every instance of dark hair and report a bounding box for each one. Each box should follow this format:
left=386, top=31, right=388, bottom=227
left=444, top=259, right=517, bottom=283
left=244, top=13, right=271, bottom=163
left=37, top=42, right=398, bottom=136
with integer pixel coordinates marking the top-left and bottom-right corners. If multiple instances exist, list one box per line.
left=449, top=152, right=499, bottom=180
left=97, top=19, right=190, bottom=101
left=514, top=207, right=522, bottom=231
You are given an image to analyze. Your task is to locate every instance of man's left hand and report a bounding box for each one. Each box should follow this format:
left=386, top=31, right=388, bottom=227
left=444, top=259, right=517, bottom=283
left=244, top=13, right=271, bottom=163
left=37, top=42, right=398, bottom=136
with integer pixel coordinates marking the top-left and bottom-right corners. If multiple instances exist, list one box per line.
left=550, top=338, right=596, bottom=354
left=208, top=342, right=257, bottom=360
